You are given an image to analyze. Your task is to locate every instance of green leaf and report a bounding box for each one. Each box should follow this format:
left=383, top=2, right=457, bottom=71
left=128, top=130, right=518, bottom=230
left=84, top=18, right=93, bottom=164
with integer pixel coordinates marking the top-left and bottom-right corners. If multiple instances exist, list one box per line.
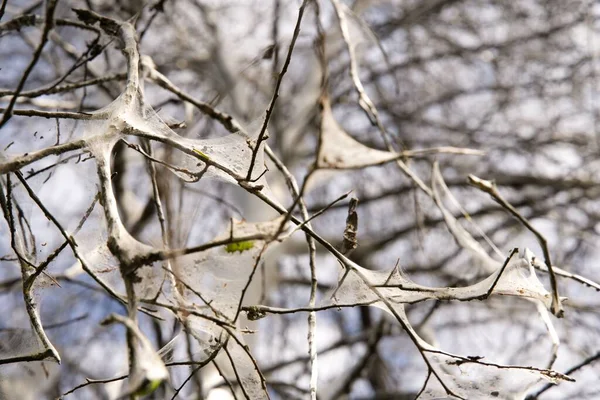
left=133, top=378, right=163, bottom=397
left=192, top=148, right=210, bottom=161
left=225, top=240, right=255, bottom=253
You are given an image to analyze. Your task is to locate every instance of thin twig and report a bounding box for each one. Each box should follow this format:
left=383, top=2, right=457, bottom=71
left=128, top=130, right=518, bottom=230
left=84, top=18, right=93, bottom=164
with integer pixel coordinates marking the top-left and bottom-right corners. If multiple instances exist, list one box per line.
left=468, top=175, right=563, bottom=317
left=526, top=350, right=600, bottom=399
left=245, top=0, right=310, bottom=181
left=0, top=0, right=59, bottom=129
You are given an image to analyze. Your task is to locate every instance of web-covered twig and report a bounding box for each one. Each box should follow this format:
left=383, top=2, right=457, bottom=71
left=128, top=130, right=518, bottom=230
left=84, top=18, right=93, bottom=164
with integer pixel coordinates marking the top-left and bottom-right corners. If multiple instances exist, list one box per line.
left=468, top=174, right=563, bottom=317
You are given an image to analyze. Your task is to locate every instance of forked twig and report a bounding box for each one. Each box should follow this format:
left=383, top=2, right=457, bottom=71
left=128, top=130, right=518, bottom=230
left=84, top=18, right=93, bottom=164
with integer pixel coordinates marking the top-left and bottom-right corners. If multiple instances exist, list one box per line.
left=468, top=175, right=563, bottom=317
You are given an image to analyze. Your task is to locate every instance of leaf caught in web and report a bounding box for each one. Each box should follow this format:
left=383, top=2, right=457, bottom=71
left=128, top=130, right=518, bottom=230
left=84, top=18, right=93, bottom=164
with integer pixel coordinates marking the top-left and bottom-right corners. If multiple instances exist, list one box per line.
left=341, top=197, right=359, bottom=255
